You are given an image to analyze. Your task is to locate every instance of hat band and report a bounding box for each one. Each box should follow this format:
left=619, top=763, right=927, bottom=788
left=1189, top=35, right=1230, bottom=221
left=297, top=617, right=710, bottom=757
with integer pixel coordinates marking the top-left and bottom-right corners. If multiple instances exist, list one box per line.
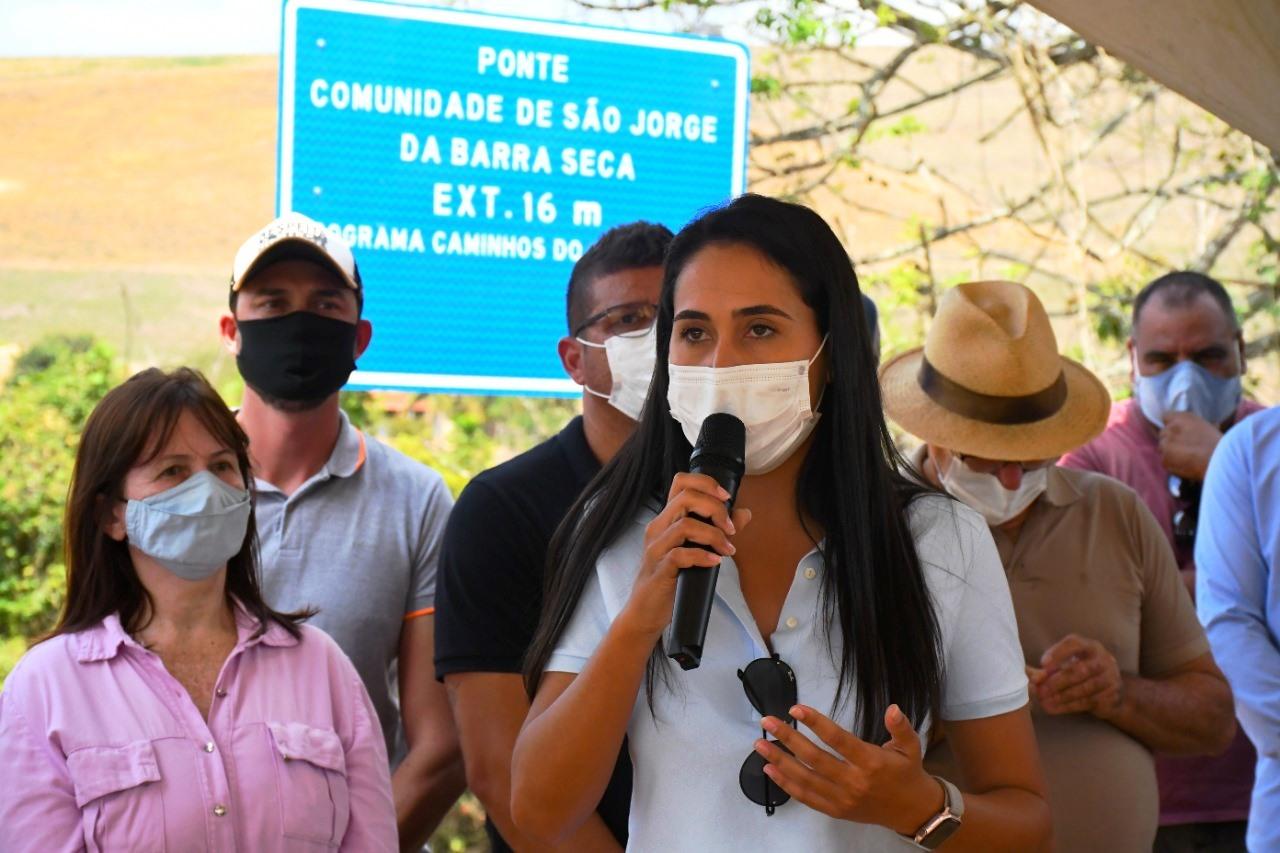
left=918, top=357, right=1068, bottom=425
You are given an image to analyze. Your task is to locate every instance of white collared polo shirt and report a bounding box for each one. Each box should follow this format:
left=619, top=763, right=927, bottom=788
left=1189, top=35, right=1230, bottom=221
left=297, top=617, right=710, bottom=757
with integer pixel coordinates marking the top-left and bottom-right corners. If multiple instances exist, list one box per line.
left=548, top=493, right=1027, bottom=851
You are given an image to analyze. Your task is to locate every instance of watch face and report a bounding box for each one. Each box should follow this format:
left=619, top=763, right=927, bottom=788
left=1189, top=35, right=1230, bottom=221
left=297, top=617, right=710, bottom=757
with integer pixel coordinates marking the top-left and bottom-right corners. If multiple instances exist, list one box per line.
left=919, top=815, right=962, bottom=850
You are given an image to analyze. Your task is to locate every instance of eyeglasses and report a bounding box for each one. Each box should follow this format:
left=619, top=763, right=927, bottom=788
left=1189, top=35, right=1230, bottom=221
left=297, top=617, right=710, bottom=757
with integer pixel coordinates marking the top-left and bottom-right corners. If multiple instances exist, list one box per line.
left=1169, top=475, right=1201, bottom=550
left=737, top=654, right=797, bottom=816
left=572, top=301, right=657, bottom=339
left=956, top=454, right=1056, bottom=476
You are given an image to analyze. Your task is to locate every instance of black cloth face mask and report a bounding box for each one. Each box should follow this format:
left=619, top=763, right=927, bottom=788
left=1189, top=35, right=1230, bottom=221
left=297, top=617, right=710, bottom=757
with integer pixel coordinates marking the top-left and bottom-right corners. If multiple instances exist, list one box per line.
left=236, top=311, right=358, bottom=404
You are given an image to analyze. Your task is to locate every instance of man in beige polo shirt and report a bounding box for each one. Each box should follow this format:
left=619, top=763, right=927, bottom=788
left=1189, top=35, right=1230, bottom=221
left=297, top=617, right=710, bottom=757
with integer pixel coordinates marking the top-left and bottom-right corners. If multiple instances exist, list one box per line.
left=881, top=280, right=1237, bottom=852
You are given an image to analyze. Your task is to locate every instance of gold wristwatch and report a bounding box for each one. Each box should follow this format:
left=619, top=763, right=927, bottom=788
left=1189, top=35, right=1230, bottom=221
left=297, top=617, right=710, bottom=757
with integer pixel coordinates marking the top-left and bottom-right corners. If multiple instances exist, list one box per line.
left=910, top=775, right=964, bottom=849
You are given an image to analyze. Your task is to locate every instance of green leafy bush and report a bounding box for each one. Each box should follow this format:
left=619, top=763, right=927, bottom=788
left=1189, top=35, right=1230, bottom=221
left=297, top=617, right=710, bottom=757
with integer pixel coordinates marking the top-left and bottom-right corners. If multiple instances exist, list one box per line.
left=345, top=392, right=580, bottom=498
left=428, top=792, right=488, bottom=853
left=0, top=335, right=116, bottom=638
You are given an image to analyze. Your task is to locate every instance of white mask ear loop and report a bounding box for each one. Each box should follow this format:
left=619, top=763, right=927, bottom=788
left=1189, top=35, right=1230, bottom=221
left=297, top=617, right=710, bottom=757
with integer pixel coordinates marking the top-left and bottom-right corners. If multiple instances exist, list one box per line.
left=574, top=336, right=611, bottom=399
left=809, top=334, right=829, bottom=367
left=808, top=334, right=830, bottom=414
left=812, top=382, right=828, bottom=415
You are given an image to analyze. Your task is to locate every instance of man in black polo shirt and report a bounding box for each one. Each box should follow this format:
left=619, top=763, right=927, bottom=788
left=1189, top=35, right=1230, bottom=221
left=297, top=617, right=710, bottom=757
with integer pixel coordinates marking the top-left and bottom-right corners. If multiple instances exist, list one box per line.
left=434, top=222, right=672, bottom=851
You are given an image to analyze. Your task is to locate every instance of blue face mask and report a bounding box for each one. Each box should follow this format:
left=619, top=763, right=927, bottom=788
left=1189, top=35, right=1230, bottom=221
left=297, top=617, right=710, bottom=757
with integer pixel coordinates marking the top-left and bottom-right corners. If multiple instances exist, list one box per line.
left=124, top=470, right=251, bottom=581
left=1133, top=359, right=1241, bottom=429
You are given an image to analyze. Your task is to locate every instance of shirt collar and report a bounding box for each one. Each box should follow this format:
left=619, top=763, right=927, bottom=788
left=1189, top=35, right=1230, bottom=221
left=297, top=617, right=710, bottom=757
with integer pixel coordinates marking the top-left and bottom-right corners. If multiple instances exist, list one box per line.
left=325, top=409, right=367, bottom=479
left=74, top=600, right=298, bottom=663
left=252, top=409, right=367, bottom=496
left=73, top=613, right=134, bottom=662
left=1040, top=464, right=1084, bottom=507
left=232, top=604, right=300, bottom=650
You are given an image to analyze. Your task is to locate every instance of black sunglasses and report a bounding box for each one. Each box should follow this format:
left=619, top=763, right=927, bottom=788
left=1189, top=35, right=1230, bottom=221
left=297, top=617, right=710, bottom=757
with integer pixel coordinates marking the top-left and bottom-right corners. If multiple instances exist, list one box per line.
left=737, top=655, right=797, bottom=816
left=1168, top=474, right=1201, bottom=550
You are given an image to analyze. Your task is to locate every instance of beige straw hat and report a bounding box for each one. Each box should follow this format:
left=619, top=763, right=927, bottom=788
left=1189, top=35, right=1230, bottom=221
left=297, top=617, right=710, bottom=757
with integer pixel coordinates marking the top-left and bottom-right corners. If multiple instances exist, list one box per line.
left=879, top=280, right=1110, bottom=460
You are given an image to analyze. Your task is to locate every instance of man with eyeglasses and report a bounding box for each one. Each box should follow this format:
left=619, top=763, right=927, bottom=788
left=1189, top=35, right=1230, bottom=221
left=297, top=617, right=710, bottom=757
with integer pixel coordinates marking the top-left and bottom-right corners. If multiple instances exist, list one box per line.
left=1060, top=271, right=1264, bottom=853
left=433, top=221, right=672, bottom=852
left=881, top=279, right=1236, bottom=852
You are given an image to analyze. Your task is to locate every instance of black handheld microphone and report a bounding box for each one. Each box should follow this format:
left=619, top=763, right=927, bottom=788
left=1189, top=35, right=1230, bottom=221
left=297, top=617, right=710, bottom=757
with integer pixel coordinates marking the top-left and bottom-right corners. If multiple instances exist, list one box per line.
left=665, top=413, right=746, bottom=671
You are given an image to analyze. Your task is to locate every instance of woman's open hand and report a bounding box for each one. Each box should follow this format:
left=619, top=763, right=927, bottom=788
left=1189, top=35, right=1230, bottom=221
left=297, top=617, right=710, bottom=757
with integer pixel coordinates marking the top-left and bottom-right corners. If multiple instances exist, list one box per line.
left=755, top=703, right=944, bottom=837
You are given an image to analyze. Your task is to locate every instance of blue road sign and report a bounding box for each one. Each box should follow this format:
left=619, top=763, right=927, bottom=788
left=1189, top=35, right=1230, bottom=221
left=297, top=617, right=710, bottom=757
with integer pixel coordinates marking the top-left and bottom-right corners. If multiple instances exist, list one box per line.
left=278, top=0, right=749, bottom=395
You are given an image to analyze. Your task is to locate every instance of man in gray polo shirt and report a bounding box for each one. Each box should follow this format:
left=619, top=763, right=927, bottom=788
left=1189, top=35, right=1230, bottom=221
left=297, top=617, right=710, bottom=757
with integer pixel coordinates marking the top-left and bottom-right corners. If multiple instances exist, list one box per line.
left=219, top=212, right=463, bottom=849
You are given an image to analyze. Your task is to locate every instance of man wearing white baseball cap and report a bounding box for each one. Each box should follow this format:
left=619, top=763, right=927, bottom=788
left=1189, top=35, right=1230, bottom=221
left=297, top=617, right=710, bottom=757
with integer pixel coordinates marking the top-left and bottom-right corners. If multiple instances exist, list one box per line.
left=219, top=211, right=464, bottom=849
left=880, top=280, right=1236, bottom=853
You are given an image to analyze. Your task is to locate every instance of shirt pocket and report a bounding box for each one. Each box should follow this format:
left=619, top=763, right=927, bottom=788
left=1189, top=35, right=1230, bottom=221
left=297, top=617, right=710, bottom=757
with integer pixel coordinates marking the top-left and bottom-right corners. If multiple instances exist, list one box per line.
left=267, top=721, right=351, bottom=847
left=65, top=739, right=166, bottom=853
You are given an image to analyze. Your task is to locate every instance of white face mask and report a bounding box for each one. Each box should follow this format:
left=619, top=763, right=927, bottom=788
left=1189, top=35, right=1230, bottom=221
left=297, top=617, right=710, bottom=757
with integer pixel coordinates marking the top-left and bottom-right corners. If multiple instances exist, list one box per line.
left=667, top=337, right=827, bottom=475
left=1132, top=357, right=1241, bottom=429
left=577, top=324, right=657, bottom=421
left=938, top=456, right=1048, bottom=526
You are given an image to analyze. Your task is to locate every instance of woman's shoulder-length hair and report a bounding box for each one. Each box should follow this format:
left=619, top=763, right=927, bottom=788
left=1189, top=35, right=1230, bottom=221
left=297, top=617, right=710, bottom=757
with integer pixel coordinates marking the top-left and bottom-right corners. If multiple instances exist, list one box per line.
left=45, top=366, right=308, bottom=643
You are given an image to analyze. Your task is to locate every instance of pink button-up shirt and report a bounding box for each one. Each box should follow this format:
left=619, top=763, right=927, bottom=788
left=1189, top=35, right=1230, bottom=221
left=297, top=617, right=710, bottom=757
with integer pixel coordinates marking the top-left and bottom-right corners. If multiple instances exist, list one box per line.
left=0, top=607, right=397, bottom=852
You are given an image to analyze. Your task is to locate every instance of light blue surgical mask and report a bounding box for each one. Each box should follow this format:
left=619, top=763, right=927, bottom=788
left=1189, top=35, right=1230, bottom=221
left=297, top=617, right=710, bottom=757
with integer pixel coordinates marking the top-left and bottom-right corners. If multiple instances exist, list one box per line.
left=125, top=470, right=251, bottom=581
left=1133, top=358, right=1241, bottom=429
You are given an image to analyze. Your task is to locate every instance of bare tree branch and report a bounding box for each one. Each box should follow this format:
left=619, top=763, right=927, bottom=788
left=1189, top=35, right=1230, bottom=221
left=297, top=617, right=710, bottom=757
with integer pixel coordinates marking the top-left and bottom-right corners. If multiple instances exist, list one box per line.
left=1191, top=178, right=1278, bottom=272
left=591, top=0, right=1279, bottom=377
left=755, top=62, right=1004, bottom=145
left=854, top=89, right=1157, bottom=265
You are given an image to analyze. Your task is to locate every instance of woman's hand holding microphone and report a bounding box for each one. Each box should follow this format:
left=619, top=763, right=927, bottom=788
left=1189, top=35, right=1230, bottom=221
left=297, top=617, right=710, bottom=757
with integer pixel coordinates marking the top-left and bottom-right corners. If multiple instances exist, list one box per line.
left=618, top=472, right=752, bottom=641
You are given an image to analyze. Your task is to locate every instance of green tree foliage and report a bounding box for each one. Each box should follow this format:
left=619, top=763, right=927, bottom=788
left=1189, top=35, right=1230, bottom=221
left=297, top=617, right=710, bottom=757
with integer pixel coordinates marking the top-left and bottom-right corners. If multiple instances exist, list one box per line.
left=346, top=393, right=579, bottom=497
left=0, top=336, right=116, bottom=645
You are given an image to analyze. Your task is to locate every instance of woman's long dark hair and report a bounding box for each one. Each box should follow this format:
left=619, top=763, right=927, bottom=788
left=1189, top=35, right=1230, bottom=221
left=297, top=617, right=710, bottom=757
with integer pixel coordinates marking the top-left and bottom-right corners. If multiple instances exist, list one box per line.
left=45, top=367, right=308, bottom=642
left=525, top=194, right=944, bottom=742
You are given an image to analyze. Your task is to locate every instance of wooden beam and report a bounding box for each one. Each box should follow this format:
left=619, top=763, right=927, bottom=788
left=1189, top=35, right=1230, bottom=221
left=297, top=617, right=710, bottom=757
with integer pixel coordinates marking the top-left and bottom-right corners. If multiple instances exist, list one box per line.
left=1027, top=0, right=1280, bottom=151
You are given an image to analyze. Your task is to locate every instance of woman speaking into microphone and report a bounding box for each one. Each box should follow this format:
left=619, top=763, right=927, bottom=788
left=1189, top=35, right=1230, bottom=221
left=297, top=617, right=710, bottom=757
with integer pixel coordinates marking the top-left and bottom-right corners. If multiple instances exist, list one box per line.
left=512, top=194, right=1050, bottom=851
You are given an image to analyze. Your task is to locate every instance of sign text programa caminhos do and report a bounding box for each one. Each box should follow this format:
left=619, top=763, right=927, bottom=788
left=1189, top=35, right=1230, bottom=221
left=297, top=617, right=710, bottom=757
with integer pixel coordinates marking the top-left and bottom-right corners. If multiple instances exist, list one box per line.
left=279, top=0, right=749, bottom=395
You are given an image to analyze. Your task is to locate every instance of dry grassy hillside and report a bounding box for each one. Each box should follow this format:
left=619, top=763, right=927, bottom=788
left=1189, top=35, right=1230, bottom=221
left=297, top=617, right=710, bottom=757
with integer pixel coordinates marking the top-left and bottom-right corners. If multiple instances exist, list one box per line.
left=0, top=55, right=276, bottom=271
left=0, top=56, right=277, bottom=377
left=0, top=52, right=1274, bottom=396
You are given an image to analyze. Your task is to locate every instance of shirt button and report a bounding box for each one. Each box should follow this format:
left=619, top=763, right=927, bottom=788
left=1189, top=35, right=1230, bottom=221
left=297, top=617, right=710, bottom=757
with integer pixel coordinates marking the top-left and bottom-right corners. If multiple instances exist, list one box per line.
left=803, top=567, right=816, bottom=580
left=215, top=687, right=228, bottom=698
left=213, top=805, right=228, bottom=817
left=784, top=616, right=799, bottom=629
left=203, top=742, right=215, bottom=753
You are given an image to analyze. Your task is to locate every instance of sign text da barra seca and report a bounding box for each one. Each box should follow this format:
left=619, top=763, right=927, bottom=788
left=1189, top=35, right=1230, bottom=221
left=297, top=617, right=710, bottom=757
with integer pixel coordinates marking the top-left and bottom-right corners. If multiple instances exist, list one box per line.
left=279, top=0, right=747, bottom=394
left=309, top=44, right=724, bottom=259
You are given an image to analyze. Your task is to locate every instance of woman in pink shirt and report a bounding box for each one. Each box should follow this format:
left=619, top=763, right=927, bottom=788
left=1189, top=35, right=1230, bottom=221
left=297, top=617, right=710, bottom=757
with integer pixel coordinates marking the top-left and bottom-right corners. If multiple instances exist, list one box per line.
left=0, top=367, right=397, bottom=852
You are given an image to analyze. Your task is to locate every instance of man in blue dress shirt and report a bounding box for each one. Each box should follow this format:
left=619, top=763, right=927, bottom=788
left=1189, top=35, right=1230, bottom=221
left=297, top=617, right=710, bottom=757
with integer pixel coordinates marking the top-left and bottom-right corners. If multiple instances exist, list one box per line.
left=1197, top=405, right=1280, bottom=851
